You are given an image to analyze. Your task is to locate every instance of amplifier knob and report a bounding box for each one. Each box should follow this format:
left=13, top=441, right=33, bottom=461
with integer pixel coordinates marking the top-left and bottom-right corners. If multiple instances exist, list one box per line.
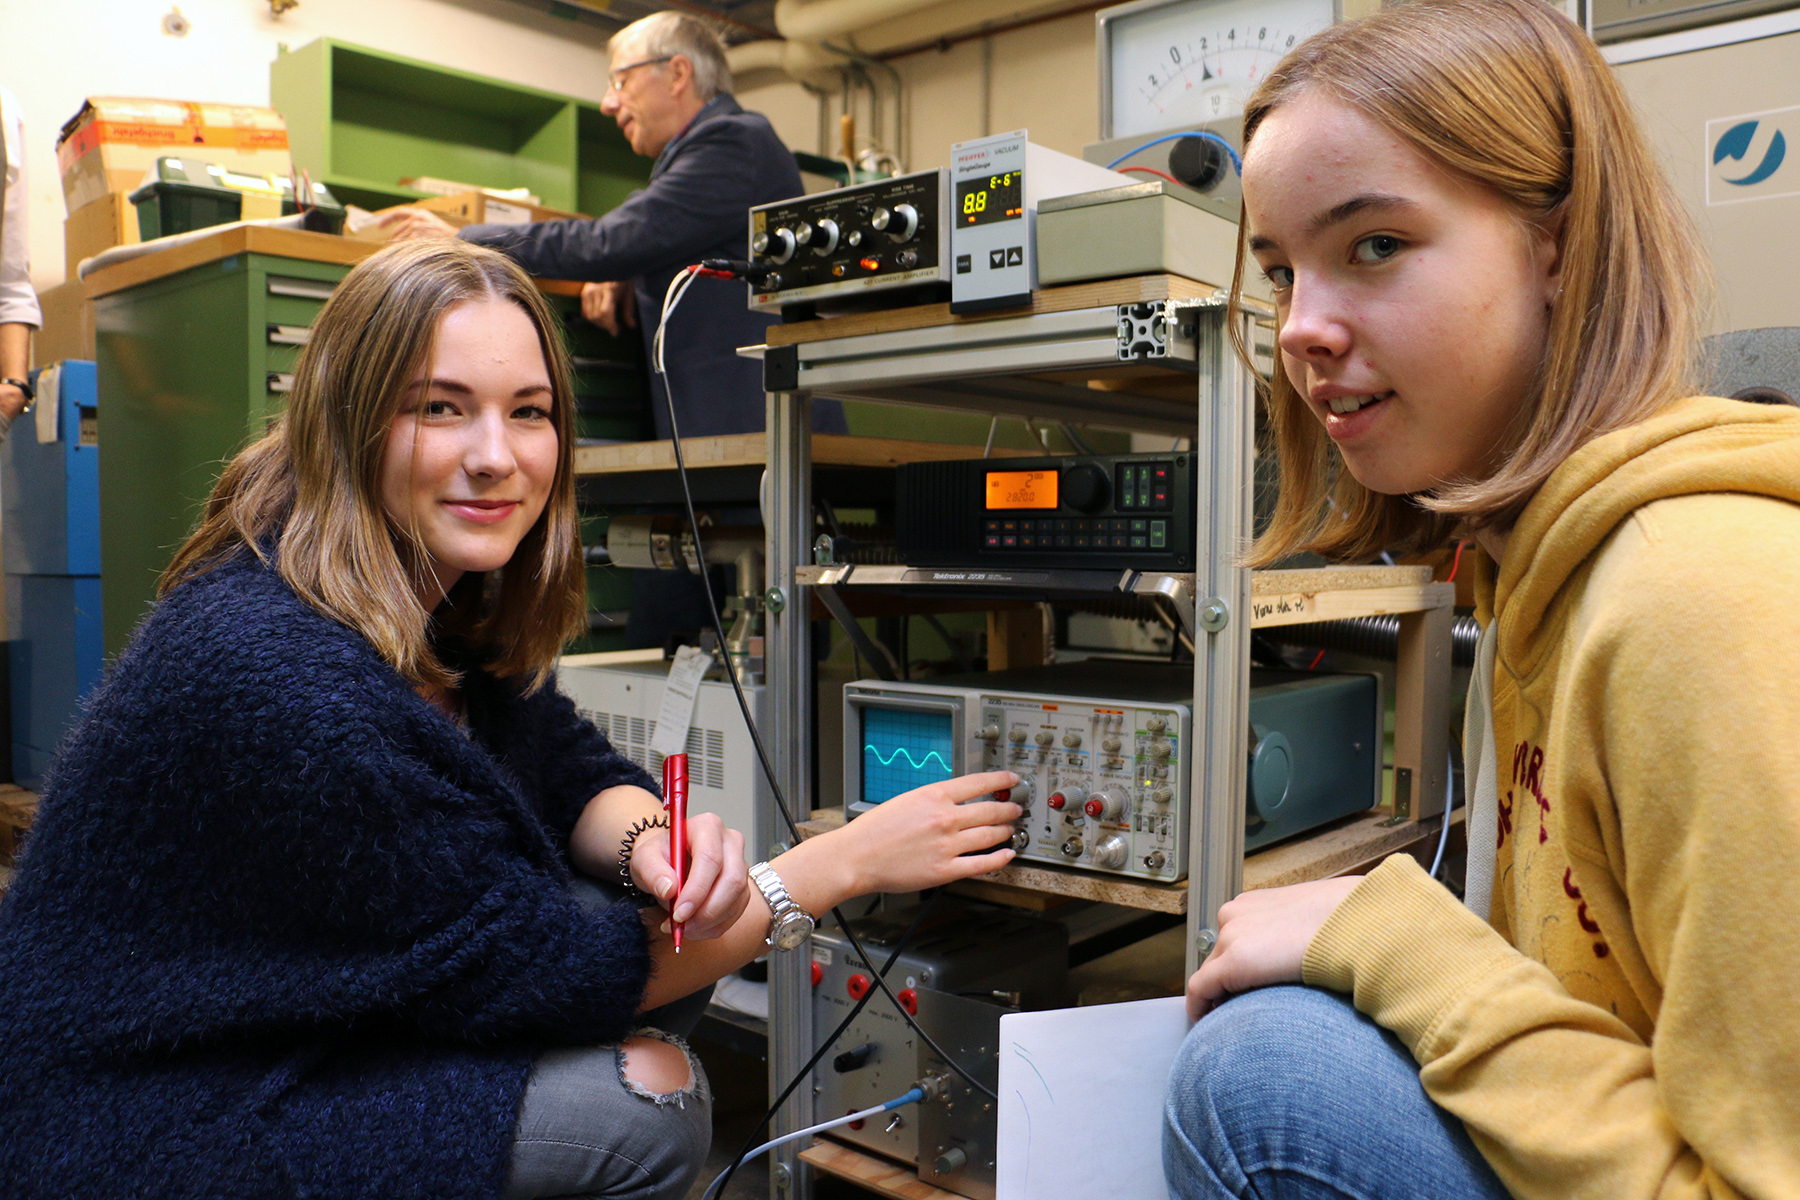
left=1060, top=836, right=1084, bottom=858
left=762, top=272, right=782, bottom=291
left=1101, top=735, right=1122, bottom=753
left=936, top=1148, right=969, bottom=1176
left=1062, top=463, right=1111, bottom=513
left=870, top=205, right=892, bottom=231
left=810, top=218, right=840, bottom=256
left=889, top=203, right=921, bottom=242
left=751, top=230, right=770, bottom=255
left=1093, top=836, right=1127, bottom=869
left=979, top=724, right=1001, bottom=741
left=1062, top=731, right=1082, bottom=748
left=794, top=222, right=813, bottom=246
left=768, top=227, right=797, bottom=265
left=847, top=229, right=863, bottom=247
left=1084, top=790, right=1124, bottom=821
left=1047, top=784, right=1086, bottom=812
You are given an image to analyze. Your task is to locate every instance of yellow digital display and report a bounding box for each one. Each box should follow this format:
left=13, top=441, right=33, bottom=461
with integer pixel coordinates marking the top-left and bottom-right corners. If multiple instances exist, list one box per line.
left=985, top=470, right=1059, bottom=510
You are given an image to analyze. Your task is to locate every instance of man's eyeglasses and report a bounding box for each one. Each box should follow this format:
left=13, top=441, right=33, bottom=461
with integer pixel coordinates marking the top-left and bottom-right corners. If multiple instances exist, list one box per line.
left=607, top=56, right=674, bottom=91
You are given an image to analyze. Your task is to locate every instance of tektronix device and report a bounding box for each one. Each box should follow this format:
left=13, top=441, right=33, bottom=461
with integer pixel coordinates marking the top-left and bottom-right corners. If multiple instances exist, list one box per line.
left=896, top=452, right=1196, bottom=571
left=844, top=662, right=1381, bottom=881
left=947, top=130, right=1128, bottom=313
left=746, top=168, right=950, bottom=317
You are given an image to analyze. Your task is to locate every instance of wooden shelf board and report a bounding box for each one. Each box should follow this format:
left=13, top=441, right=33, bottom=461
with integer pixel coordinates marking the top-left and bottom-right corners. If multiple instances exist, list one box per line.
left=83, top=227, right=379, bottom=299
left=766, top=274, right=1221, bottom=348
left=800, top=1141, right=962, bottom=1200
left=798, top=803, right=1449, bottom=913
left=572, top=432, right=1031, bottom=477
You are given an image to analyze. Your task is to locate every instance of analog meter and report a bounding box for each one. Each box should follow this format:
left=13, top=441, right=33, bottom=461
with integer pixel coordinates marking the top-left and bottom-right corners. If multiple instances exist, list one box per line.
left=1098, top=0, right=1339, bottom=140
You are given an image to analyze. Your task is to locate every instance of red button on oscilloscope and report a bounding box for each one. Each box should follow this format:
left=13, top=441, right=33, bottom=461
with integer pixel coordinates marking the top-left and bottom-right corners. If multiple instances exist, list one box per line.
left=847, top=973, right=872, bottom=1001
left=897, top=988, right=919, bottom=1016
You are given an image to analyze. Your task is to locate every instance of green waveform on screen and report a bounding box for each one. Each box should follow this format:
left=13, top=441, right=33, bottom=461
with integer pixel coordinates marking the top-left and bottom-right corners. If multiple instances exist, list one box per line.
left=865, top=745, right=953, bottom=774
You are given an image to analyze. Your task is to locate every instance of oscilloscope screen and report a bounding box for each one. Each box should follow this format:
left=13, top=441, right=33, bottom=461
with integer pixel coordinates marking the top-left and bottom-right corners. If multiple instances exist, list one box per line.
left=860, top=705, right=957, bottom=805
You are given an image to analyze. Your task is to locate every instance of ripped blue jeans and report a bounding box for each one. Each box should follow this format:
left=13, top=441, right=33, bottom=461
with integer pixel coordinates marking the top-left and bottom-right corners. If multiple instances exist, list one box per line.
left=503, top=877, right=716, bottom=1200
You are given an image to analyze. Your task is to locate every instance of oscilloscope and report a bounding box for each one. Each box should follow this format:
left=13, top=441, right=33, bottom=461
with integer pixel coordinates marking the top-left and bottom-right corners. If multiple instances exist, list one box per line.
left=845, top=661, right=1381, bottom=882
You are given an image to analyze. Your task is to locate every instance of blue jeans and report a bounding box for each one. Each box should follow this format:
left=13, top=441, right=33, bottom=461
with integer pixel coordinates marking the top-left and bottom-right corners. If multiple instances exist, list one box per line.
left=1163, top=986, right=1512, bottom=1200
left=502, top=877, right=716, bottom=1200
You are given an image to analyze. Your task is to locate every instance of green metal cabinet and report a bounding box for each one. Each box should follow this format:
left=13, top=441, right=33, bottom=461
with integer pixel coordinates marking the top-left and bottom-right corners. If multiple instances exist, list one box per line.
left=93, top=241, right=353, bottom=653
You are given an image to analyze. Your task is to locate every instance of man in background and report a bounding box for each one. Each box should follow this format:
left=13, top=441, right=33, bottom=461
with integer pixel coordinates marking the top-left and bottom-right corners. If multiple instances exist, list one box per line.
left=383, top=11, right=839, bottom=442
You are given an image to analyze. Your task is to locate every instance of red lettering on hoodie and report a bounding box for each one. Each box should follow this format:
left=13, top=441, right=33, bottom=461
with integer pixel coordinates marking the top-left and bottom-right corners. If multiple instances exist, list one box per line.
left=1562, top=867, right=1611, bottom=958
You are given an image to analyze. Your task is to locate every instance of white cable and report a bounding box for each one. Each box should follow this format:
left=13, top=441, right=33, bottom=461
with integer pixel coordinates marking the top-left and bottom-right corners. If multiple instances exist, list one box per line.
left=701, top=1088, right=925, bottom=1200
left=982, top=415, right=999, bottom=458
left=1429, top=747, right=1456, bottom=879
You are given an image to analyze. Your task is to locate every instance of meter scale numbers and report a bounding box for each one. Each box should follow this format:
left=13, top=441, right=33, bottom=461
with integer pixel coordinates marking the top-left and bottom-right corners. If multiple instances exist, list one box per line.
left=1109, top=0, right=1335, bottom=133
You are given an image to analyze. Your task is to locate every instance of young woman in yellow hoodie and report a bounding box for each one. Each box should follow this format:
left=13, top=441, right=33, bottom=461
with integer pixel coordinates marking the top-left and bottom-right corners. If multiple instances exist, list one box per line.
left=1162, top=0, right=1800, bottom=1196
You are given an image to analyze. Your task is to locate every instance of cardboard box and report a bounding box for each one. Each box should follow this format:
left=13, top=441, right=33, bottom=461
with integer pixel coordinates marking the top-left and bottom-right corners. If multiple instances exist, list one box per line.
left=34, top=282, right=95, bottom=366
left=55, top=97, right=290, bottom=215
left=63, top=192, right=140, bottom=277
left=414, top=190, right=584, bottom=226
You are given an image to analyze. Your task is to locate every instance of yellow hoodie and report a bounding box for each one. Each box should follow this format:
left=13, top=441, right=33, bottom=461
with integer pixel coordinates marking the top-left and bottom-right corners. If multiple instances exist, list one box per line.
left=1302, top=396, right=1800, bottom=1200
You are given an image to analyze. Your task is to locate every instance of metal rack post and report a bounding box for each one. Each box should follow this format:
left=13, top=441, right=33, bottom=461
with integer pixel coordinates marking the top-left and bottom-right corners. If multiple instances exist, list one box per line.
left=1185, top=304, right=1257, bottom=974
left=764, top=388, right=816, bottom=1200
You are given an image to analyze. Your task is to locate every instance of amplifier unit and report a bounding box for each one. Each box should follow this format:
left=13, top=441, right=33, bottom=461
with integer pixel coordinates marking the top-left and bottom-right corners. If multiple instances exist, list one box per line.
left=747, top=169, right=950, bottom=317
left=897, top=453, right=1194, bottom=571
left=844, top=662, right=1381, bottom=881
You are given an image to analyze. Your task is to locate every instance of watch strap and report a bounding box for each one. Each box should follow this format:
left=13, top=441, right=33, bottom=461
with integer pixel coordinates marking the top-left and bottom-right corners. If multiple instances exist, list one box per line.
left=748, top=860, right=812, bottom=948
left=0, top=377, right=33, bottom=405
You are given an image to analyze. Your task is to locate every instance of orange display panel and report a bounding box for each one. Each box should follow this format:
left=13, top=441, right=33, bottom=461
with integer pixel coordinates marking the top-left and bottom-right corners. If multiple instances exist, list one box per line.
left=985, top=469, right=1059, bottom=510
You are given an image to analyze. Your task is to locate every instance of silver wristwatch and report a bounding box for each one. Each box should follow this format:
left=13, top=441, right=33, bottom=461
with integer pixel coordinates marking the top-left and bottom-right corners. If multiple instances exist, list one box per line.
left=748, top=861, right=815, bottom=951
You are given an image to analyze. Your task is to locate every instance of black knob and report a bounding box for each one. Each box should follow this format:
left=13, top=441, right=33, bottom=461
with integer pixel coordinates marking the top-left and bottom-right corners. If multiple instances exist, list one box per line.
left=1062, top=463, right=1110, bottom=513
left=833, top=1042, right=876, bottom=1073
left=1169, top=137, right=1229, bottom=192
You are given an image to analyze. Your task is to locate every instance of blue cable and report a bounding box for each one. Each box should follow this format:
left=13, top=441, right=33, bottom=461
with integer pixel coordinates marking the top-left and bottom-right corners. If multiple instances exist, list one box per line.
left=1106, top=131, right=1243, bottom=176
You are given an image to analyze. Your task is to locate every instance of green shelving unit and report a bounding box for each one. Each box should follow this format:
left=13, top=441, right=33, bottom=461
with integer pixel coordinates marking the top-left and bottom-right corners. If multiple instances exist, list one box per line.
left=271, top=39, right=646, bottom=215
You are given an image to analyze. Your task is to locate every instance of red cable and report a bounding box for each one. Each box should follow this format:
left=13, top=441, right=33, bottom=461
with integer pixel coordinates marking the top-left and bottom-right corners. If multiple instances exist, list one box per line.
left=1447, top=539, right=1469, bottom=582
left=1117, top=166, right=1183, bottom=187
left=1308, top=649, right=1327, bottom=671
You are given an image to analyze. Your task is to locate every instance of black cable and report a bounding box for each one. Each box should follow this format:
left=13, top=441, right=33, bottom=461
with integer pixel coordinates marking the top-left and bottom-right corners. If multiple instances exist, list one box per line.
left=709, top=891, right=943, bottom=1199
left=653, top=267, right=1002, bottom=1106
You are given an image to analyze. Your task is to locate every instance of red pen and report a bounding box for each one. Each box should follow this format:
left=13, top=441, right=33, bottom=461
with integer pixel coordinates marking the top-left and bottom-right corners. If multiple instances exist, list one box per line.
left=663, top=753, right=689, bottom=952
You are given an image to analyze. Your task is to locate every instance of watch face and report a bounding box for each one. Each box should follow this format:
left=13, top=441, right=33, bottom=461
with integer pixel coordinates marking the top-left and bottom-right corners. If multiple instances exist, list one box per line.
left=771, top=910, right=814, bottom=951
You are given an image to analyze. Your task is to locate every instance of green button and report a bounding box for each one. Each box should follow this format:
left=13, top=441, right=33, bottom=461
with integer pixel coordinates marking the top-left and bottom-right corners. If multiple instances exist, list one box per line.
left=1131, top=518, right=1149, bottom=533
left=1150, top=521, right=1167, bottom=548
left=1130, top=535, right=1148, bottom=549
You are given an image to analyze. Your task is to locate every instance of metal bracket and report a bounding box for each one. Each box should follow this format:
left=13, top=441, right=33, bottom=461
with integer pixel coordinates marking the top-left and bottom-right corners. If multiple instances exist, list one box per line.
left=1383, top=766, right=1415, bottom=825
left=814, top=584, right=902, bottom=681
left=1125, top=570, right=1198, bottom=641
left=812, top=534, right=835, bottom=566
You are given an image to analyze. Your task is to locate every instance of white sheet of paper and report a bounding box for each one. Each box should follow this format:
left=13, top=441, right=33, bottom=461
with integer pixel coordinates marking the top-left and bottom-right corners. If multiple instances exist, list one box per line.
left=997, top=996, right=1189, bottom=1200
left=649, top=645, right=714, bottom=758
left=34, top=363, right=59, bottom=444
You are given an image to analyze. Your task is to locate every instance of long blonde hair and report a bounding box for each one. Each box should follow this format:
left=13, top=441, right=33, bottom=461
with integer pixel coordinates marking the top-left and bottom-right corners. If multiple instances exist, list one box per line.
left=161, top=239, right=586, bottom=691
left=1241, top=0, right=1709, bottom=564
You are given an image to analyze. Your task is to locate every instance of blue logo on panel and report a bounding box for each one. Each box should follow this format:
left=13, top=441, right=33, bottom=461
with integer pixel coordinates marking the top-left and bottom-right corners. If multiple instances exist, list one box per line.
left=1713, top=121, right=1786, bottom=186
left=1706, top=106, right=1800, bottom=206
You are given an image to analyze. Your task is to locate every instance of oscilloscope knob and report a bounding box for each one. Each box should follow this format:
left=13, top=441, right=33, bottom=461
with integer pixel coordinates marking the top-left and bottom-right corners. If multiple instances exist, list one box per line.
left=1011, top=829, right=1030, bottom=851
left=979, top=724, right=1001, bottom=741
left=1151, top=785, right=1174, bottom=805
left=1034, top=731, right=1055, bottom=748
left=1149, top=739, right=1172, bottom=760
left=1008, top=728, right=1027, bottom=744
left=1146, top=716, right=1167, bottom=734
left=1084, top=790, right=1124, bottom=821
left=1000, top=779, right=1032, bottom=806
left=1047, top=784, right=1086, bottom=812
left=1101, top=735, right=1122, bottom=754
left=1062, top=463, right=1111, bottom=513
left=1093, top=836, right=1127, bottom=869
left=1062, top=731, right=1082, bottom=749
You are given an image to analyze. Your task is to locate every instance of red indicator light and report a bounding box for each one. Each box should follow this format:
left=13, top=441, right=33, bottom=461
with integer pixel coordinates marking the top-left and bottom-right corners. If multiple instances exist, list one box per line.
left=859, top=256, right=880, bottom=271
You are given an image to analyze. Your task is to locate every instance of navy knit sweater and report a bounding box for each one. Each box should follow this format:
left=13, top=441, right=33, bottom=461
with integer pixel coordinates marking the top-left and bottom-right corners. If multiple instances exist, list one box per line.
left=0, top=552, right=660, bottom=1199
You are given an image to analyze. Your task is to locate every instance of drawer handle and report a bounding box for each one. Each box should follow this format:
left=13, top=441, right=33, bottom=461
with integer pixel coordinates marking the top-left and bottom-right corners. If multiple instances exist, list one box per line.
left=268, top=324, right=312, bottom=346
left=267, top=277, right=337, bottom=301
left=268, top=373, right=294, bottom=394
